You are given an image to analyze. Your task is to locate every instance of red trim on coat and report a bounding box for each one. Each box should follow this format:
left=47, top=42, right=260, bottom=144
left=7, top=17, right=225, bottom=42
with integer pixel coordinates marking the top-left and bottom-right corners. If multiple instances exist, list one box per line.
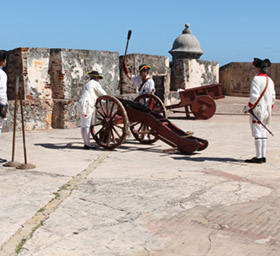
left=257, top=73, right=268, bottom=76
left=252, top=120, right=261, bottom=124
left=248, top=102, right=253, bottom=108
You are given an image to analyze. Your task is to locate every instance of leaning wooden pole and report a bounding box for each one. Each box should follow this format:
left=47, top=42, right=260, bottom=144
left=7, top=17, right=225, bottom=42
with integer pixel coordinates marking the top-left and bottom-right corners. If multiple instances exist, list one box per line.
left=16, top=82, right=36, bottom=170
left=3, top=76, right=21, bottom=168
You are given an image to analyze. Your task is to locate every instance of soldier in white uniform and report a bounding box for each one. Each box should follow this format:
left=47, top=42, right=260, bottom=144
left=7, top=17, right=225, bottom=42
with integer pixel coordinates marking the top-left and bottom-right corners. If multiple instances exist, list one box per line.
left=244, top=58, right=276, bottom=163
left=79, top=71, right=107, bottom=149
left=124, top=64, right=155, bottom=95
left=0, top=51, right=8, bottom=136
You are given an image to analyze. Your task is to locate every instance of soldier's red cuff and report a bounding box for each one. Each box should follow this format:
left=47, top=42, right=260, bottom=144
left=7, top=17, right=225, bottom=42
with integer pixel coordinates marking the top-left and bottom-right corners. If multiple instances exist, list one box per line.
left=248, top=102, right=253, bottom=108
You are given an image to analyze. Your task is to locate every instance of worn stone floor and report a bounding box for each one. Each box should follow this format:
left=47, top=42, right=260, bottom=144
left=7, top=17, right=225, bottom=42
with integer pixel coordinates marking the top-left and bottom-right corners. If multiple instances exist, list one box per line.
left=0, top=99, right=280, bottom=256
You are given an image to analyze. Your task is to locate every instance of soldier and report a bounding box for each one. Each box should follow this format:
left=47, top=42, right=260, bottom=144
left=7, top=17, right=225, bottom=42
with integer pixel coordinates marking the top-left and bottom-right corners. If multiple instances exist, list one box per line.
left=244, top=58, right=276, bottom=163
left=79, top=71, right=107, bottom=149
left=124, top=63, right=155, bottom=95
left=0, top=51, right=8, bottom=136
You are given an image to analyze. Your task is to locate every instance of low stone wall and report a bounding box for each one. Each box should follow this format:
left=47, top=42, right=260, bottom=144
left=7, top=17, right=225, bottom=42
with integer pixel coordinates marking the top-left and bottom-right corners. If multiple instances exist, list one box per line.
left=170, top=59, right=219, bottom=90
left=220, top=62, right=280, bottom=98
left=49, top=49, right=119, bottom=100
left=3, top=47, right=119, bottom=132
left=2, top=99, right=53, bottom=133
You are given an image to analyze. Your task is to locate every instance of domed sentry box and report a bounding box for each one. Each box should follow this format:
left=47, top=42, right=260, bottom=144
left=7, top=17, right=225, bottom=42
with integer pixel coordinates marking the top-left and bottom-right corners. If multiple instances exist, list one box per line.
left=169, top=24, right=203, bottom=60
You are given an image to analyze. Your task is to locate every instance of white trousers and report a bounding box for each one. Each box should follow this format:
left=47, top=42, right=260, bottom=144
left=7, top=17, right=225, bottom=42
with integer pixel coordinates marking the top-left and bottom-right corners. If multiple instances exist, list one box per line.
left=250, top=121, right=268, bottom=158
left=80, top=109, right=96, bottom=146
left=0, top=118, right=5, bottom=135
left=254, top=138, right=267, bottom=158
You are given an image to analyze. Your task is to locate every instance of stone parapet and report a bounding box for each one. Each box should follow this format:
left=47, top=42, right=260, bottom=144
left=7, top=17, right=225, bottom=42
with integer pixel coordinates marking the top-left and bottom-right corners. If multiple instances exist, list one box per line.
left=6, top=48, right=51, bottom=101
left=49, top=49, right=119, bottom=100
left=3, top=99, right=53, bottom=132
left=2, top=47, right=120, bottom=132
left=52, top=99, right=80, bottom=129
left=220, top=62, right=280, bottom=98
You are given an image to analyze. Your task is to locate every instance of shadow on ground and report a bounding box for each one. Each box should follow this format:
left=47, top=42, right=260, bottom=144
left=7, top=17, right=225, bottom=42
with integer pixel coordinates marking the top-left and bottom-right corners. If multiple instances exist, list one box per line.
left=172, top=156, right=244, bottom=163
left=34, top=143, right=93, bottom=150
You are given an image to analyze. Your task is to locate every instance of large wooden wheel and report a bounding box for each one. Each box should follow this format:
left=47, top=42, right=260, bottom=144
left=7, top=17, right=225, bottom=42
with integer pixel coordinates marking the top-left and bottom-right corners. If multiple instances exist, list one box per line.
left=130, top=94, right=166, bottom=144
left=190, top=95, right=216, bottom=120
left=134, top=94, right=167, bottom=117
left=91, top=95, right=128, bottom=150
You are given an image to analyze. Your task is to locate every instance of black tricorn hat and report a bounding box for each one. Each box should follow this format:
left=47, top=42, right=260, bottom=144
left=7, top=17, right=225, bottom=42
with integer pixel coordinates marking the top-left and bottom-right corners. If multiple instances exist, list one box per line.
left=87, top=70, right=103, bottom=79
left=253, top=58, right=271, bottom=68
left=139, top=64, right=151, bottom=71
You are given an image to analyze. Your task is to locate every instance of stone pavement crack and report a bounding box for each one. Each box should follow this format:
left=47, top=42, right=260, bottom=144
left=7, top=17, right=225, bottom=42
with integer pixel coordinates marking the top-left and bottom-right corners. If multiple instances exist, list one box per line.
left=204, top=230, right=215, bottom=256
left=0, top=152, right=110, bottom=256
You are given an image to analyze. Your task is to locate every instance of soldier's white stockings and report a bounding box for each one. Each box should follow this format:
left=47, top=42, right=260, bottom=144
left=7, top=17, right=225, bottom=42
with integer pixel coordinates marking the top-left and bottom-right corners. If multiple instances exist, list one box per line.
left=81, top=127, right=91, bottom=146
left=0, top=118, right=4, bottom=135
left=261, top=138, right=267, bottom=158
left=255, top=138, right=262, bottom=158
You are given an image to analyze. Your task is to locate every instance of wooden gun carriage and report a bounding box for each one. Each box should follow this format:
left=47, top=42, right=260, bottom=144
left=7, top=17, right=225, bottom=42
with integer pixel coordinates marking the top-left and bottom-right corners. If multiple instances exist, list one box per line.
left=91, top=94, right=208, bottom=154
left=166, top=84, right=224, bottom=119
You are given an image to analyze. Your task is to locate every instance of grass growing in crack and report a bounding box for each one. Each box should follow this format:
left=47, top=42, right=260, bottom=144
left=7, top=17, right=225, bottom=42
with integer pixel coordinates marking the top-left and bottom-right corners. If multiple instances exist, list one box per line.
left=58, top=183, right=72, bottom=192
left=15, top=221, right=44, bottom=254
left=15, top=238, right=27, bottom=254
left=53, top=192, right=60, bottom=199
left=53, top=183, right=72, bottom=199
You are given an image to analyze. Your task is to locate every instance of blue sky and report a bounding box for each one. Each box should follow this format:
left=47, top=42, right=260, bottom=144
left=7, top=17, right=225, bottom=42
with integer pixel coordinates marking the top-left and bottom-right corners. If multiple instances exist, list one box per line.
left=1, top=0, right=280, bottom=65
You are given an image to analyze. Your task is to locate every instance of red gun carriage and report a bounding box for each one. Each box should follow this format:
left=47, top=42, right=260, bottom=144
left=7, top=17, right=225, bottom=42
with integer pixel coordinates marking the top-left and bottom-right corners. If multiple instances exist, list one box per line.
left=90, top=94, right=208, bottom=154
left=166, top=84, right=224, bottom=119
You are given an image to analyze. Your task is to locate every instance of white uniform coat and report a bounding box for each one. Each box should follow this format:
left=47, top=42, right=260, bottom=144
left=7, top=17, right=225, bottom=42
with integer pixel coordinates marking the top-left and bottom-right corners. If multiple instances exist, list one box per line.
left=79, top=79, right=107, bottom=128
left=249, top=74, right=276, bottom=137
left=0, top=68, right=8, bottom=105
left=132, top=75, right=155, bottom=95
left=0, top=67, right=8, bottom=133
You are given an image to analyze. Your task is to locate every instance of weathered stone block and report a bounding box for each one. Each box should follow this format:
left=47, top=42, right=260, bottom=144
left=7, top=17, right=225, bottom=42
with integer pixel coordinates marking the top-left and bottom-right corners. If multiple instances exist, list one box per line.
left=49, top=49, right=119, bottom=100
left=3, top=99, right=53, bottom=132
left=52, top=100, right=80, bottom=129
left=6, top=48, right=51, bottom=101
left=220, top=62, right=280, bottom=98
left=170, top=59, right=219, bottom=90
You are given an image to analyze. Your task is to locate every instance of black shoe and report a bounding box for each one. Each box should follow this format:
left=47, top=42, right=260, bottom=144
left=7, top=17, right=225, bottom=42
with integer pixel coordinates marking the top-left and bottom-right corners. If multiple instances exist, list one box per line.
left=0, top=158, right=7, bottom=164
left=244, top=157, right=263, bottom=164
left=262, top=157, right=266, bottom=163
left=83, top=145, right=96, bottom=150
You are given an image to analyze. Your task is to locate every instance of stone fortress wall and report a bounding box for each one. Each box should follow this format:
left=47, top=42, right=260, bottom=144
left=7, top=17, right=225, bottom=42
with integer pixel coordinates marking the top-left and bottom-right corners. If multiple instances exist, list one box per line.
left=220, top=62, right=280, bottom=99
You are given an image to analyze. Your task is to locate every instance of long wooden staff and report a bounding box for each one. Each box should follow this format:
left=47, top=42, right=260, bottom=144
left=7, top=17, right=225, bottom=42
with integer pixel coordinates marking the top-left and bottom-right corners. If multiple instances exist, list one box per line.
left=17, top=83, right=36, bottom=169
left=120, top=30, right=132, bottom=94
left=3, top=77, right=21, bottom=167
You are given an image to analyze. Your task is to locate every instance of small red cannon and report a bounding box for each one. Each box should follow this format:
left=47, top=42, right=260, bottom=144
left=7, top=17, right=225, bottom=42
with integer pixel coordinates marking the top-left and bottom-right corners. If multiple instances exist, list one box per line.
left=166, top=84, right=224, bottom=119
left=90, top=94, right=208, bottom=154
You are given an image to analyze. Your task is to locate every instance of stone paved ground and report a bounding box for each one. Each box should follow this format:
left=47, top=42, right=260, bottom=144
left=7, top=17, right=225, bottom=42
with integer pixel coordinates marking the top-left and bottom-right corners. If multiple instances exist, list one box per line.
left=0, top=97, right=280, bottom=256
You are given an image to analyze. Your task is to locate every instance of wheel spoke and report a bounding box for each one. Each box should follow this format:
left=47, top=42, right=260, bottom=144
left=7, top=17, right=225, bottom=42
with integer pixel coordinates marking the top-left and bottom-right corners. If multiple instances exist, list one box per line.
left=98, top=100, right=107, bottom=117
left=92, top=121, right=103, bottom=127
left=95, top=126, right=105, bottom=137
left=130, top=121, right=141, bottom=128
left=110, top=129, right=116, bottom=143
left=112, top=125, right=122, bottom=139
left=109, top=102, right=115, bottom=117
left=137, top=123, right=144, bottom=133
left=96, top=109, right=106, bottom=119
left=114, top=124, right=125, bottom=129
left=106, top=129, right=112, bottom=146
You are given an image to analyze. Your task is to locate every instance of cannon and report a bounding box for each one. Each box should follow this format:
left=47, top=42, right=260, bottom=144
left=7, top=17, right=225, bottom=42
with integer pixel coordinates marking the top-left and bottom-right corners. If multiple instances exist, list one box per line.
left=166, top=84, right=224, bottom=119
left=90, top=94, right=208, bottom=154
